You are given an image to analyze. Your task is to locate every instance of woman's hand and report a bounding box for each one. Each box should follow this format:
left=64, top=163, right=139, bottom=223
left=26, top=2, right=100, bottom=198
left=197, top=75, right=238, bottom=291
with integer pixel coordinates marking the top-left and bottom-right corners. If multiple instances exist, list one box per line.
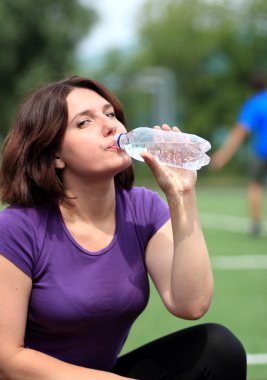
left=140, top=124, right=197, bottom=197
left=143, top=125, right=213, bottom=319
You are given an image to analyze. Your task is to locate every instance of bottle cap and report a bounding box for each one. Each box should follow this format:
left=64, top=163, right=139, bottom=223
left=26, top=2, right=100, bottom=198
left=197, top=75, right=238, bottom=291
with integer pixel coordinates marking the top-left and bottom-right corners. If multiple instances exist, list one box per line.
left=115, top=133, right=126, bottom=148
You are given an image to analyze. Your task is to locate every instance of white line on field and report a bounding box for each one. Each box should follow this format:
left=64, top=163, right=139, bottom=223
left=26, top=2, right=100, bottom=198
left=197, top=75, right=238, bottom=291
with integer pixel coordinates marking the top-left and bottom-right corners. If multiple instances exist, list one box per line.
left=199, top=212, right=267, bottom=235
left=198, top=212, right=267, bottom=269
left=247, top=353, right=267, bottom=365
left=198, top=213, right=267, bottom=365
left=211, top=255, right=267, bottom=270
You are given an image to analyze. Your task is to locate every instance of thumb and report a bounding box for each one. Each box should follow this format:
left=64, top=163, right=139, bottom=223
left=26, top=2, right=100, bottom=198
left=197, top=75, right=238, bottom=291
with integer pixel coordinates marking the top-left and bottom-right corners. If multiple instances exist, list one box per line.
left=140, top=152, right=163, bottom=177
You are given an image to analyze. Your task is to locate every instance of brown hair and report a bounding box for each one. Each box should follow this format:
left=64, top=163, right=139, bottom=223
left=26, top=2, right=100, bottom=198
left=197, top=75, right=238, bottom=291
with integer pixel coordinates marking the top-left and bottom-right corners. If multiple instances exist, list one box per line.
left=250, top=71, right=266, bottom=91
left=0, top=76, right=134, bottom=207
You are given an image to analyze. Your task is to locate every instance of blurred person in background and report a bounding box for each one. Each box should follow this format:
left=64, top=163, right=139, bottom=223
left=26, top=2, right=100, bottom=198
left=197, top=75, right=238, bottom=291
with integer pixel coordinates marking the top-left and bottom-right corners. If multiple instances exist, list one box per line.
left=0, top=76, right=246, bottom=379
left=211, top=71, right=267, bottom=236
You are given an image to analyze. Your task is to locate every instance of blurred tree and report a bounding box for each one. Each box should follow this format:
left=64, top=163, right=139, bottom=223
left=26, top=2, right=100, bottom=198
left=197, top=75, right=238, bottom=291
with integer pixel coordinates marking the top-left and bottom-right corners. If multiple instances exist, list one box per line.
left=95, top=0, right=267, bottom=146
left=0, top=0, right=97, bottom=135
left=133, top=0, right=266, bottom=136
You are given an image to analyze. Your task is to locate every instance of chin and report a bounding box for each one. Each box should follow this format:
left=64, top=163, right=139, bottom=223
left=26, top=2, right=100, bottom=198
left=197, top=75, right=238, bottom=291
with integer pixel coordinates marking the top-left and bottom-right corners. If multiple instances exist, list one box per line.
left=120, top=155, right=132, bottom=170
left=112, top=155, right=132, bottom=175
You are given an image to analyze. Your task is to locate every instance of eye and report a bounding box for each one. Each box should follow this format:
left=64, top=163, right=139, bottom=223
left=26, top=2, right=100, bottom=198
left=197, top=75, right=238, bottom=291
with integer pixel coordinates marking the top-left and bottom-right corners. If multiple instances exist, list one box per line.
left=105, top=111, right=116, bottom=119
left=76, top=119, right=91, bottom=129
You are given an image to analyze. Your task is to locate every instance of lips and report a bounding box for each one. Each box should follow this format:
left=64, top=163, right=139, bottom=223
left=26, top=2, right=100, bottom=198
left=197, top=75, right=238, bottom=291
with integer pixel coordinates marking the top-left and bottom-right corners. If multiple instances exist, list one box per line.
left=106, top=138, right=118, bottom=150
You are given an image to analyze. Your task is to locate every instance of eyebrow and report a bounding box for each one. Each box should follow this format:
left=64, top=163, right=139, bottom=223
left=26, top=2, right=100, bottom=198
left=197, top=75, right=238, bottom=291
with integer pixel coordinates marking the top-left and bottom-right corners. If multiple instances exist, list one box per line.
left=69, top=102, right=113, bottom=124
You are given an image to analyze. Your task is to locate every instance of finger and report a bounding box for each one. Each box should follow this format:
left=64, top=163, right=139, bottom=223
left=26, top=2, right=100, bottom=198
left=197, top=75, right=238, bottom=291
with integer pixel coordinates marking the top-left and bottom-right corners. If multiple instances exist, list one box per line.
left=162, top=124, right=171, bottom=130
left=140, top=151, right=156, bottom=165
left=140, top=151, right=162, bottom=175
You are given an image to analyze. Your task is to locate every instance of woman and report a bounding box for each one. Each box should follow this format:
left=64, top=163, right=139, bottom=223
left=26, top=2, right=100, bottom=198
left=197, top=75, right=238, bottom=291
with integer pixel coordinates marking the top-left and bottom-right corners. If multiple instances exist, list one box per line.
left=0, top=76, right=246, bottom=379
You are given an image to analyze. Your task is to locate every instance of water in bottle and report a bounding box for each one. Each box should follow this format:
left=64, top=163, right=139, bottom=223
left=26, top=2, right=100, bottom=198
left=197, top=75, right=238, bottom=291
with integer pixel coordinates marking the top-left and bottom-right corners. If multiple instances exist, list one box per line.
left=116, top=127, right=211, bottom=170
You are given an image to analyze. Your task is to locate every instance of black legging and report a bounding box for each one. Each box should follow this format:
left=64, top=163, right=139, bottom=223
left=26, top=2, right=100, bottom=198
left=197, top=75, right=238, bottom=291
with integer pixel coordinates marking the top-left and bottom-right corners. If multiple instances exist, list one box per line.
left=112, top=323, right=247, bottom=380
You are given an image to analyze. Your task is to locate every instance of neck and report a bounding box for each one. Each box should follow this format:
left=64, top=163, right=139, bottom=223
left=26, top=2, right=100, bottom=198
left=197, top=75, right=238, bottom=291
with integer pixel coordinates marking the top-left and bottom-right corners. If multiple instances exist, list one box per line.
left=60, top=179, right=116, bottom=223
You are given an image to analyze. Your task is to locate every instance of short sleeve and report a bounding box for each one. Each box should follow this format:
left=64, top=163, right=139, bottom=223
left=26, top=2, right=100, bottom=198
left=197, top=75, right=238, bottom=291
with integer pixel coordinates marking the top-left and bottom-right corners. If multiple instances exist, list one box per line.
left=142, top=188, right=170, bottom=237
left=127, top=187, right=170, bottom=240
left=237, top=99, right=257, bottom=132
left=0, top=207, right=39, bottom=277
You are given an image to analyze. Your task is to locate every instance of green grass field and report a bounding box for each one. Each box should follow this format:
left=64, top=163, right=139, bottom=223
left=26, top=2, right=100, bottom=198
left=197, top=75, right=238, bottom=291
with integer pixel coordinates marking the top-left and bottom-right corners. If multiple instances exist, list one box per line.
left=120, top=183, right=267, bottom=380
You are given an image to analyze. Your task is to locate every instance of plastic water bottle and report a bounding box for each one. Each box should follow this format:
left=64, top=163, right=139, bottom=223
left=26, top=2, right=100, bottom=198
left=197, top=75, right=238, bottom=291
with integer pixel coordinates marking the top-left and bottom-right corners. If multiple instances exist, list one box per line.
left=116, top=127, right=211, bottom=170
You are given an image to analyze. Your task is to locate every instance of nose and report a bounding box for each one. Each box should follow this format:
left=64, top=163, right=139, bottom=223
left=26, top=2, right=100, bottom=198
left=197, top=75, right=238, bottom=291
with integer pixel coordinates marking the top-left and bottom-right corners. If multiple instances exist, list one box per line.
left=102, top=117, right=117, bottom=137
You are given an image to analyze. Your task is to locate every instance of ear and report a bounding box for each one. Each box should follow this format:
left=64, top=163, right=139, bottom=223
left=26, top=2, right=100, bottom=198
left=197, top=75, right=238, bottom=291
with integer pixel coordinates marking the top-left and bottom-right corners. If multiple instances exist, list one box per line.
left=54, top=154, right=65, bottom=169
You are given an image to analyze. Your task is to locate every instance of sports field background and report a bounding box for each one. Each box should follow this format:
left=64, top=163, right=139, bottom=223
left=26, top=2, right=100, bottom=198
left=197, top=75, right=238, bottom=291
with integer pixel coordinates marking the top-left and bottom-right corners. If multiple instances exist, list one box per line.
left=120, top=181, right=267, bottom=380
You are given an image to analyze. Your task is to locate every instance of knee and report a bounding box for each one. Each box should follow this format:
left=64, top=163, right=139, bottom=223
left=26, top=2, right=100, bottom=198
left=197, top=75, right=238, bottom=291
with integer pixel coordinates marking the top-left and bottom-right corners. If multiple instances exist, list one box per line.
left=205, top=323, right=244, bottom=348
left=204, top=323, right=247, bottom=366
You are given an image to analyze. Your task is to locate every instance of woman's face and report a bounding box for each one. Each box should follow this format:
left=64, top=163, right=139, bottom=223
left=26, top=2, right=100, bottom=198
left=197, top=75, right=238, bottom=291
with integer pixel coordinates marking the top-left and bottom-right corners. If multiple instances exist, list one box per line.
left=55, top=87, right=131, bottom=181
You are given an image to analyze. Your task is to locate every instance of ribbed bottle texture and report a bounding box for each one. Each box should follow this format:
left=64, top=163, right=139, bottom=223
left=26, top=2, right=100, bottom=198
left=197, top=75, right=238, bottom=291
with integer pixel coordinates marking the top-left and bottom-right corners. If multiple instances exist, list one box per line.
left=116, top=127, right=211, bottom=170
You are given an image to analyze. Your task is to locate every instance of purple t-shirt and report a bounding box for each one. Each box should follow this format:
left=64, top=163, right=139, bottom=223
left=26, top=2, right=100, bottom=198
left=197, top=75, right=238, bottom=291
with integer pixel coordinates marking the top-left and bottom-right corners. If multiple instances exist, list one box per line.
left=0, top=186, right=169, bottom=370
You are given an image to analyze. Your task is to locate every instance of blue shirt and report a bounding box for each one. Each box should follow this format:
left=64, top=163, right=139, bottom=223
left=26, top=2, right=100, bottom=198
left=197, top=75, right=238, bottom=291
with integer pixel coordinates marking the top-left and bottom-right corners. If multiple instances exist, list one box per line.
left=237, top=90, right=267, bottom=159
